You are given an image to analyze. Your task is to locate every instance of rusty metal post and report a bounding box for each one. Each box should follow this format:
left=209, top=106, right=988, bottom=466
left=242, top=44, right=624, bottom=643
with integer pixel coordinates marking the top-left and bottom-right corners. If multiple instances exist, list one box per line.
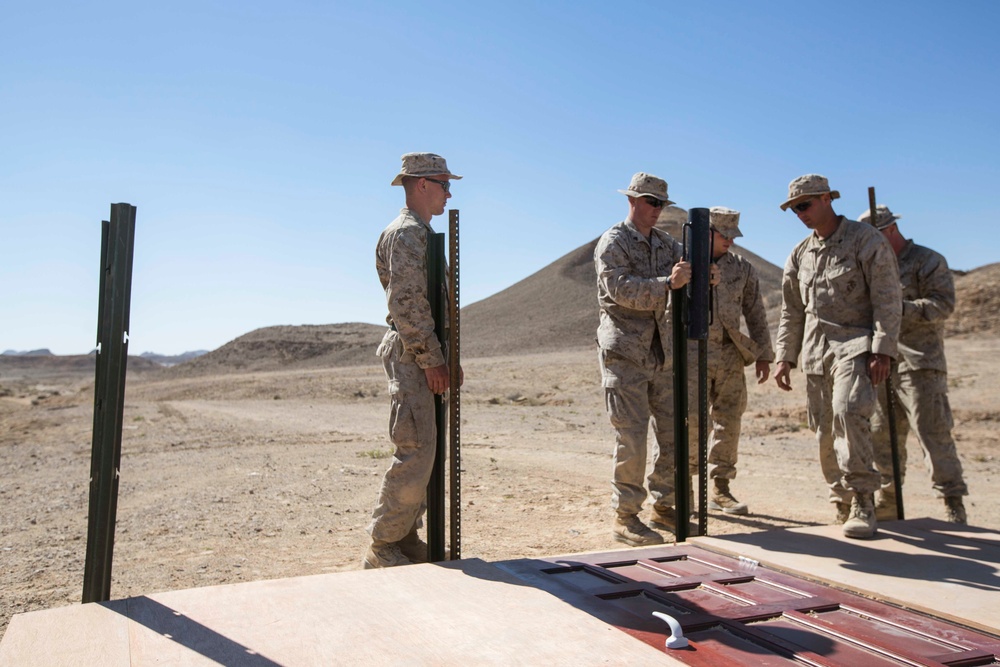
left=447, top=209, right=462, bottom=559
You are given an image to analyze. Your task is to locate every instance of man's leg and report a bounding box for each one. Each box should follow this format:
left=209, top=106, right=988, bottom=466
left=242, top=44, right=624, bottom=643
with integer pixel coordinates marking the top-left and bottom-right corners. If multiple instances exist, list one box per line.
left=899, top=370, right=968, bottom=523
left=365, top=340, right=437, bottom=568
left=707, top=347, right=749, bottom=514
left=601, top=350, right=664, bottom=546
left=831, top=354, right=880, bottom=539
left=807, top=371, right=850, bottom=522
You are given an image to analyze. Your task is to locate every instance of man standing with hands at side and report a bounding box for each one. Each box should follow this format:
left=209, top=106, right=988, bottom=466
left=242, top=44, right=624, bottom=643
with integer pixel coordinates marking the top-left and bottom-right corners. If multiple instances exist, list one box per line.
left=596, top=172, right=717, bottom=547
left=774, top=174, right=901, bottom=539
left=364, top=152, right=462, bottom=569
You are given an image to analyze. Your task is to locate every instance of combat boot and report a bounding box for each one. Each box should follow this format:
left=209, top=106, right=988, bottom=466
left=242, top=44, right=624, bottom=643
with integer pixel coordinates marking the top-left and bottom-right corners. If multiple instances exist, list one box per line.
left=613, top=514, right=665, bottom=547
left=944, top=496, right=967, bottom=524
left=834, top=501, right=851, bottom=524
left=842, top=494, right=877, bottom=539
left=362, top=541, right=412, bottom=569
left=874, top=488, right=899, bottom=521
left=648, top=506, right=676, bottom=532
left=708, top=479, right=749, bottom=515
left=398, top=527, right=429, bottom=563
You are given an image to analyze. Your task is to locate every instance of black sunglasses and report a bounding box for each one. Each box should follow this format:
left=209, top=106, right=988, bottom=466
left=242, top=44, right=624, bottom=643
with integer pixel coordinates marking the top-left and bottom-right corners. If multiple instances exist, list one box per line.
left=424, top=177, right=451, bottom=193
left=642, top=197, right=665, bottom=209
left=791, top=198, right=817, bottom=213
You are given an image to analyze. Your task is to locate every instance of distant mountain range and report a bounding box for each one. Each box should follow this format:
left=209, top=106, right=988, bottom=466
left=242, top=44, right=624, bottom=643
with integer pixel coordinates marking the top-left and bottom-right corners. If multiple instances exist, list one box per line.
left=1, top=349, right=208, bottom=367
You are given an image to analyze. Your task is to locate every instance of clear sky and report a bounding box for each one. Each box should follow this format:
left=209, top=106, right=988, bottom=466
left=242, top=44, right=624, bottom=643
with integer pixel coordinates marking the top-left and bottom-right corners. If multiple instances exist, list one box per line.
left=3, top=1, right=998, bottom=355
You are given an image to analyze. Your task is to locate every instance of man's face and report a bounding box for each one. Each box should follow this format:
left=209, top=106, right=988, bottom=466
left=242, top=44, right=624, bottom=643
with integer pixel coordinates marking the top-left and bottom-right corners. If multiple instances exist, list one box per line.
left=423, top=174, right=452, bottom=216
left=711, top=229, right=732, bottom=259
left=791, top=193, right=830, bottom=229
left=629, top=195, right=664, bottom=231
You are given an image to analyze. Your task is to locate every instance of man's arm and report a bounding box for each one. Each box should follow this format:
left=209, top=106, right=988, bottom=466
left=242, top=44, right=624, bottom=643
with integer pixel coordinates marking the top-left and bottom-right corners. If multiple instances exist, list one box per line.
left=383, top=227, right=446, bottom=370
left=906, top=250, right=955, bottom=324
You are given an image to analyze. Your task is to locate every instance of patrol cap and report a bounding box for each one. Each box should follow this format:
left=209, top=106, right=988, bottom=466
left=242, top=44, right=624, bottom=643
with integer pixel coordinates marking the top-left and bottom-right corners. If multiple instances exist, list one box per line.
left=709, top=206, right=743, bottom=239
left=780, top=173, right=840, bottom=211
left=858, top=204, right=901, bottom=230
left=391, top=152, right=462, bottom=186
left=618, top=172, right=675, bottom=204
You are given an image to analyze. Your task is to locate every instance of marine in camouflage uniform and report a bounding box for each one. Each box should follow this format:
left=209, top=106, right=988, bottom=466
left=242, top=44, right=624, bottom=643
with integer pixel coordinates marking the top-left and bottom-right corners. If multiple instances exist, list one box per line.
left=364, top=153, right=462, bottom=569
left=596, top=172, right=708, bottom=547
left=860, top=204, right=968, bottom=524
left=701, top=207, right=774, bottom=515
left=774, top=174, right=901, bottom=540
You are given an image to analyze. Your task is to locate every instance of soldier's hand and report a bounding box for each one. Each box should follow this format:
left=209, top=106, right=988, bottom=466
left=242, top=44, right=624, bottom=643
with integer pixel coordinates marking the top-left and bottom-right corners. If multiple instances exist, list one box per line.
left=424, top=364, right=450, bottom=394
left=709, top=264, right=721, bottom=287
left=670, top=261, right=692, bottom=289
left=774, top=361, right=793, bottom=392
left=755, top=360, right=771, bottom=384
left=868, top=353, right=891, bottom=386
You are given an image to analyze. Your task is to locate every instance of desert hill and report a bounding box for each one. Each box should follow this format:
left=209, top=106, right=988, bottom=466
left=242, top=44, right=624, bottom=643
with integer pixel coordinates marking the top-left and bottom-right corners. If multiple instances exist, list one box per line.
left=162, top=215, right=997, bottom=373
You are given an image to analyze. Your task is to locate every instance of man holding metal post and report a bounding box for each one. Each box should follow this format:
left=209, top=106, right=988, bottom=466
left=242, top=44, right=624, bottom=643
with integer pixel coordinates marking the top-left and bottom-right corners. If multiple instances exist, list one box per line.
left=859, top=204, right=969, bottom=524
left=700, top=207, right=774, bottom=515
left=595, top=172, right=717, bottom=547
left=364, top=152, right=463, bottom=569
left=774, top=174, right=901, bottom=540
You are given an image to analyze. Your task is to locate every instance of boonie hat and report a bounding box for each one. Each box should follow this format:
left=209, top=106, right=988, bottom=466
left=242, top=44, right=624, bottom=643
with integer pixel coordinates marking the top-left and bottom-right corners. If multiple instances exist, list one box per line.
left=618, top=172, right=675, bottom=204
left=780, top=173, right=840, bottom=211
left=710, top=207, right=743, bottom=239
left=858, top=204, right=901, bottom=230
left=391, top=152, right=462, bottom=186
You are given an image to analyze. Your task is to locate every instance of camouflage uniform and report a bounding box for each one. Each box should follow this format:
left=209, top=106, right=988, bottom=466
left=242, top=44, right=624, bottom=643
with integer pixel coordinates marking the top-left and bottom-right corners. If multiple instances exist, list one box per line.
left=367, top=208, right=446, bottom=545
left=705, top=251, right=774, bottom=480
left=775, top=216, right=902, bottom=503
left=870, top=239, right=967, bottom=499
left=596, top=219, right=683, bottom=516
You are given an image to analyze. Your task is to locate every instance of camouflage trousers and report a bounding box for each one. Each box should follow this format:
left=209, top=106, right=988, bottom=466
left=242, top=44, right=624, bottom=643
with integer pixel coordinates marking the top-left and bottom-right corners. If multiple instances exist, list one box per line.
left=366, top=330, right=437, bottom=545
left=600, top=347, right=695, bottom=516
left=806, top=349, right=880, bottom=503
left=702, top=344, right=748, bottom=481
left=871, top=369, right=967, bottom=498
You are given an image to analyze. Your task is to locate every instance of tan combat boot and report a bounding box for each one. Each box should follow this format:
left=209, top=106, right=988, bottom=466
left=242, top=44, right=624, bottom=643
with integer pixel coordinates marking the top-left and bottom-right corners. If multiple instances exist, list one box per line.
left=944, top=496, right=967, bottom=524
left=842, top=494, right=877, bottom=539
left=613, top=514, right=665, bottom=547
left=708, top=478, right=749, bottom=515
left=362, top=541, right=412, bottom=569
left=648, top=507, right=676, bottom=532
left=874, top=488, right=899, bottom=521
left=398, top=527, right=429, bottom=563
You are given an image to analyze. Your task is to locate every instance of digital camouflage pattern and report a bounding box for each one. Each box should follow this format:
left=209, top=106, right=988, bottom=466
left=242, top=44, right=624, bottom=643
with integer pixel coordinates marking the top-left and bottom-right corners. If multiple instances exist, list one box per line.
left=777, top=216, right=902, bottom=502
left=776, top=217, right=901, bottom=373
left=712, top=252, right=774, bottom=367
left=368, top=208, right=444, bottom=545
left=595, top=220, right=682, bottom=365
left=617, top=172, right=675, bottom=203
left=871, top=239, right=967, bottom=500
left=375, top=209, right=446, bottom=370
left=780, top=173, right=841, bottom=211
left=702, top=251, right=774, bottom=480
left=390, top=152, right=462, bottom=186
left=894, top=240, right=954, bottom=373
left=595, top=219, right=686, bottom=516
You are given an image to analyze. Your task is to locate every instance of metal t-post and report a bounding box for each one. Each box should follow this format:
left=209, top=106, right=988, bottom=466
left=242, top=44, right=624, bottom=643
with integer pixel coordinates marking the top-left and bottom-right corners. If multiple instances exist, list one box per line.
left=83, top=203, right=136, bottom=603
left=426, top=231, right=448, bottom=561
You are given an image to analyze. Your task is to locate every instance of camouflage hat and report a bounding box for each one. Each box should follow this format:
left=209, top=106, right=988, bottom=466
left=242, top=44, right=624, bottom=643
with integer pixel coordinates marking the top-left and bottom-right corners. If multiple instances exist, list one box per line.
left=709, top=206, right=743, bottom=239
left=391, top=152, right=462, bottom=186
left=858, top=204, right=901, bottom=230
left=779, top=173, right=840, bottom=211
left=618, top=172, right=675, bottom=204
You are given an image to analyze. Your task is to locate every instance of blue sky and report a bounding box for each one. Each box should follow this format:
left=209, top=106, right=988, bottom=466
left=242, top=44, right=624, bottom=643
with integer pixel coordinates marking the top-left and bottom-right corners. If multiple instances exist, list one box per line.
left=3, top=1, right=998, bottom=355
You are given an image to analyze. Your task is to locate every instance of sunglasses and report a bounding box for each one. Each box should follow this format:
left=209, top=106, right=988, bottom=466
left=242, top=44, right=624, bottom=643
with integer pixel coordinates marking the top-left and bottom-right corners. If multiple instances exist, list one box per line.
left=642, top=197, right=665, bottom=209
left=791, top=198, right=817, bottom=213
left=424, top=177, right=451, bottom=193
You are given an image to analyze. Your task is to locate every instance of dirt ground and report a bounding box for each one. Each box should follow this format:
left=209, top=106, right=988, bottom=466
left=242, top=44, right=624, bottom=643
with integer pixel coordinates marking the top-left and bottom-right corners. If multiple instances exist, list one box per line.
left=2, top=338, right=999, bottom=639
